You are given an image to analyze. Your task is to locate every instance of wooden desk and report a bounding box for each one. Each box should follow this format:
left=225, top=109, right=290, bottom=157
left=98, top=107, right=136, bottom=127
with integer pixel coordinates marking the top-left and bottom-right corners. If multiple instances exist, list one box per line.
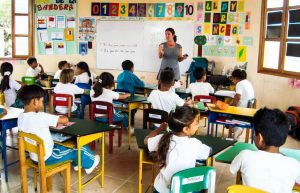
left=116, top=95, right=148, bottom=149
left=207, top=103, right=257, bottom=143
left=135, top=83, right=158, bottom=96
left=135, top=128, right=237, bottom=193
left=0, top=107, right=24, bottom=182
left=50, top=118, right=110, bottom=193
left=215, top=142, right=300, bottom=190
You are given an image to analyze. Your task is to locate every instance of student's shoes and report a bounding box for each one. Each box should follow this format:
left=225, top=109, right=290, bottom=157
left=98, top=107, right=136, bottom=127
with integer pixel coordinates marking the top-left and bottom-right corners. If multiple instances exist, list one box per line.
left=233, top=127, right=243, bottom=139
left=85, top=155, right=100, bottom=174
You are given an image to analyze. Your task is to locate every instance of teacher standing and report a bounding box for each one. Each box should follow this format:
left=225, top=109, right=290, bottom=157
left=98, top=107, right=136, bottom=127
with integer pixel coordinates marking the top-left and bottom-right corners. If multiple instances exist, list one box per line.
left=158, top=28, right=188, bottom=81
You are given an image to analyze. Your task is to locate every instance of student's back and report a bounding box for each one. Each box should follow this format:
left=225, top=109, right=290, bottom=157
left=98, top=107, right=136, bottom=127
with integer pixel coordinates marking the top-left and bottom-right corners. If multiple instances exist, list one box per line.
left=148, top=90, right=184, bottom=113
left=236, top=79, right=254, bottom=107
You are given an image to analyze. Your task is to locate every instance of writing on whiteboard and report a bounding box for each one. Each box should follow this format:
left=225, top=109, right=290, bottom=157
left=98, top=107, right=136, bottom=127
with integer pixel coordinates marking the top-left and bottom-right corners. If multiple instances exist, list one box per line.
left=99, top=42, right=138, bottom=54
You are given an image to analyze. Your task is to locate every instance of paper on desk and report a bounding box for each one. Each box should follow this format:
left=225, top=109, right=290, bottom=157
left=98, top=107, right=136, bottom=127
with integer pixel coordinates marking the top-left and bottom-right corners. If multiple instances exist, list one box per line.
left=56, top=122, right=75, bottom=130
left=214, top=90, right=236, bottom=98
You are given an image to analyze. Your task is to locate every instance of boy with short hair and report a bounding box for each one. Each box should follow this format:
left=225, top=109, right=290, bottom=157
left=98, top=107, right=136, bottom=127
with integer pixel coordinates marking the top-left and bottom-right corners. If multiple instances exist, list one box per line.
left=17, top=85, right=100, bottom=174
left=186, top=67, right=214, bottom=99
left=230, top=107, right=300, bottom=193
left=54, top=60, right=70, bottom=79
left=26, top=57, right=45, bottom=78
left=117, top=60, right=144, bottom=95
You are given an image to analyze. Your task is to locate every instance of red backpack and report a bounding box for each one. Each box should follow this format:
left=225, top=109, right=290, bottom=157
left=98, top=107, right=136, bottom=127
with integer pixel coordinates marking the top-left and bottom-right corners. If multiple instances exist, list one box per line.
left=286, top=106, right=300, bottom=140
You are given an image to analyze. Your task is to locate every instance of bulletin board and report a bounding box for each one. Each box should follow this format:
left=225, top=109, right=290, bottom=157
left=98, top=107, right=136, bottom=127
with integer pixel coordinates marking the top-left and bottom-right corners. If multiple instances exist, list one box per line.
left=195, top=0, right=253, bottom=62
left=35, top=0, right=77, bottom=55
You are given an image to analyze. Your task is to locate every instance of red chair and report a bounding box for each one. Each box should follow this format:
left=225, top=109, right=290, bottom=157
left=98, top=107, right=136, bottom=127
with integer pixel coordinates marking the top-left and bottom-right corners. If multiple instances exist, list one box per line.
left=90, top=101, right=122, bottom=154
left=50, top=94, right=73, bottom=117
left=194, top=95, right=217, bottom=135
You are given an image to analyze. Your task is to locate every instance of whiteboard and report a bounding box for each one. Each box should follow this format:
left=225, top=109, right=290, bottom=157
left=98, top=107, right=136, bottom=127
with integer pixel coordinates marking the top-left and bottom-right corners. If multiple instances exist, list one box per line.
left=96, top=20, right=194, bottom=74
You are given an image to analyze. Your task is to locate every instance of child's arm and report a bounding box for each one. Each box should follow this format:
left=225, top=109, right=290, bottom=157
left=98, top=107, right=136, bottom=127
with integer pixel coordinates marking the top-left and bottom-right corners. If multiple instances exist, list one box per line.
left=57, top=115, right=69, bottom=125
left=38, top=63, right=45, bottom=74
left=118, top=93, right=130, bottom=100
left=178, top=48, right=188, bottom=62
left=231, top=93, right=241, bottom=106
left=144, top=122, right=167, bottom=145
left=132, top=74, right=144, bottom=87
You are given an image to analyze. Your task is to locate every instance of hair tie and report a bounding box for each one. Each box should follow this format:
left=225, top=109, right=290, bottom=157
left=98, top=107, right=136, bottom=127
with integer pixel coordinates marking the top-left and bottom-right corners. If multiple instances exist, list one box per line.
left=4, top=71, right=11, bottom=76
left=98, top=78, right=102, bottom=83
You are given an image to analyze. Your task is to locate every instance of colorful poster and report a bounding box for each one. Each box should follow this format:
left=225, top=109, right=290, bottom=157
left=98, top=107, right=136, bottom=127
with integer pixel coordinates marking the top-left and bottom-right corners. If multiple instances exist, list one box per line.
left=203, top=24, right=211, bottom=35
left=224, top=36, right=233, bottom=45
left=119, top=3, right=129, bottom=17
left=91, top=3, right=101, bottom=16
left=51, top=32, right=63, bottom=40
left=212, top=1, right=219, bottom=11
left=78, top=17, right=96, bottom=41
left=165, top=3, right=175, bottom=17
left=79, top=42, right=88, bottom=55
left=146, top=4, right=155, bottom=17
left=175, top=3, right=184, bottom=17
left=57, top=42, right=66, bottom=54
left=56, top=15, right=66, bottom=28
left=184, top=3, right=194, bottom=18
left=64, top=28, right=74, bottom=41
left=206, top=35, right=217, bottom=45
left=38, top=29, right=48, bottom=42
left=155, top=3, right=165, bottom=17
left=44, top=41, right=53, bottom=55
left=245, top=12, right=251, bottom=30
left=237, top=46, right=247, bottom=62
left=221, top=1, right=228, bottom=12
left=237, top=1, right=245, bottom=12
left=243, top=36, right=253, bottom=46
left=66, top=15, right=76, bottom=28
left=138, top=3, right=146, bottom=17
left=37, top=16, right=47, bottom=29
left=216, top=36, right=224, bottom=46
left=47, top=16, right=56, bottom=28
left=196, top=12, right=204, bottom=22
left=195, top=24, right=202, bottom=35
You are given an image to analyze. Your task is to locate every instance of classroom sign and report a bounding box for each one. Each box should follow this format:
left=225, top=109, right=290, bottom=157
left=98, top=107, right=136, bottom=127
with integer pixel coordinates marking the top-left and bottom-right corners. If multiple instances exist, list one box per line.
left=35, top=0, right=77, bottom=55
left=91, top=2, right=195, bottom=19
left=197, top=0, right=252, bottom=62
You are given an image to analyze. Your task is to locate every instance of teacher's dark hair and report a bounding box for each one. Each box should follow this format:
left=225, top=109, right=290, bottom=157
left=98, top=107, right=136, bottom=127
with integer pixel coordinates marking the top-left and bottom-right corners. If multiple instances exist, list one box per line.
left=166, top=28, right=177, bottom=42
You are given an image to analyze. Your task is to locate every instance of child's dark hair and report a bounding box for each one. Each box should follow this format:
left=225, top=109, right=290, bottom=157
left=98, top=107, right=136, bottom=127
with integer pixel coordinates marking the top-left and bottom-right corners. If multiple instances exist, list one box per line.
left=253, top=107, right=289, bottom=147
left=77, top=61, right=92, bottom=85
left=17, top=85, right=45, bottom=105
left=193, top=67, right=206, bottom=80
left=165, top=28, right=177, bottom=42
left=157, top=106, right=200, bottom=168
left=58, top=60, right=68, bottom=69
left=122, top=60, right=134, bottom=71
left=232, top=69, right=247, bottom=80
left=27, top=57, right=37, bottom=65
left=93, top=72, right=114, bottom=98
left=159, top=67, right=175, bottom=86
left=0, top=62, right=13, bottom=92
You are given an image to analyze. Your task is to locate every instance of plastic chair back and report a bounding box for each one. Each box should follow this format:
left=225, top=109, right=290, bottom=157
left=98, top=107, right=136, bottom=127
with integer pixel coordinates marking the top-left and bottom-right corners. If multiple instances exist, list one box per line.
left=170, top=166, right=216, bottom=193
left=22, top=76, right=36, bottom=85
left=143, top=108, right=168, bottom=129
left=227, top=185, right=268, bottom=193
left=90, top=101, right=114, bottom=124
left=51, top=79, right=59, bottom=87
left=50, top=94, right=73, bottom=117
left=247, top=98, right=257, bottom=109
left=194, top=95, right=217, bottom=106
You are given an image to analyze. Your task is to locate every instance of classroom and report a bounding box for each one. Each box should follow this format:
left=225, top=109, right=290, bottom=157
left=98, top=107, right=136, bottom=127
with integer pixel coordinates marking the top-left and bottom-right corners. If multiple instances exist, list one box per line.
left=0, top=0, right=300, bottom=193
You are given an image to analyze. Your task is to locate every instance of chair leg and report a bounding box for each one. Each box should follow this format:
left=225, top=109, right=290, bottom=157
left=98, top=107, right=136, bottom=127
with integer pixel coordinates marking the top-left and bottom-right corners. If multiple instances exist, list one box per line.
left=40, top=173, right=47, bottom=193
left=20, top=167, right=28, bottom=193
left=46, top=176, right=53, bottom=192
left=109, top=130, right=114, bottom=154
left=90, top=141, right=96, bottom=150
left=33, top=169, right=38, bottom=191
left=118, top=126, right=122, bottom=147
left=64, top=165, right=71, bottom=193
left=245, top=129, right=250, bottom=143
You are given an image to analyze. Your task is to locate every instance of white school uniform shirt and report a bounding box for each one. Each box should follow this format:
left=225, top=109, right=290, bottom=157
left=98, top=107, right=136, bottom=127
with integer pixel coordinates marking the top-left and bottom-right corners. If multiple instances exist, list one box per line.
left=147, top=90, right=185, bottom=113
left=26, top=66, right=41, bottom=77
left=74, top=72, right=96, bottom=85
left=53, top=82, right=84, bottom=113
left=18, top=112, right=59, bottom=162
left=90, top=88, right=119, bottom=103
left=148, top=134, right=210, bottom=193
left=186, top=82, right=214, bottom=99
left=235, top=79, right=255, bottom=108
left=170, top=81, right=181, bottom=93
left=230, top=150, right=300, bottom=193
left=0, top=78, right=21, bottom=106
left=54, top=69, right=62, bottom=79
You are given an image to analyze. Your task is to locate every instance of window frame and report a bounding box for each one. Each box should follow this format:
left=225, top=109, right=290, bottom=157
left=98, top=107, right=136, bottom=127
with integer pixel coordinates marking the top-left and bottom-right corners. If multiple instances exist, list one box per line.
left=0, top=0, right=34, bottom=60
left=258, top=0, right=300, bottom=78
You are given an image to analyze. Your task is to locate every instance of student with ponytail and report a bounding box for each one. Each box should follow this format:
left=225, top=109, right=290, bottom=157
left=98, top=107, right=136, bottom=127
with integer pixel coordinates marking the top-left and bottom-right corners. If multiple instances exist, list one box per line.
left=144, top=106, right=211, bottom=193
left=74, top=61, right=95, bottom=85
left=90, top=72, right=130, bottom=127
left=0, top=62, right=23, bottom=107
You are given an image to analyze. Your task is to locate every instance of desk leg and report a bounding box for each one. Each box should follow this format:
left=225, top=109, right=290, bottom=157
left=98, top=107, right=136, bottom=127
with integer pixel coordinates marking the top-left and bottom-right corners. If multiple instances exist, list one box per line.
left=245, top=129, right=250, bottom=143
left=101, top=133, right=105, bottom=187
left=2, top=126, right=8, bottom=182
left=77, top=139, right=82, bottom=193
left=128, top=105, right=132, bottom=150
left=138, top=150, right=143, bottom=193
left=236, top=171, right=242, bottom=184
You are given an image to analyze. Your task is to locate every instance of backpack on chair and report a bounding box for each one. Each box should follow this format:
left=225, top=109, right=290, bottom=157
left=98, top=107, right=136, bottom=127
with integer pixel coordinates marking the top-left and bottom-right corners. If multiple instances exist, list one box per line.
left=286, top=106, right=300, bottom=140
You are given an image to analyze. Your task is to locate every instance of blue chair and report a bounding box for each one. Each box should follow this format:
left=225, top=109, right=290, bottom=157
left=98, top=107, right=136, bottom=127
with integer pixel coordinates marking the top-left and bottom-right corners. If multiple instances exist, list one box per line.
left=186, top=57, right=208, bottom=84
left=75, top=83, right=91, bottom=119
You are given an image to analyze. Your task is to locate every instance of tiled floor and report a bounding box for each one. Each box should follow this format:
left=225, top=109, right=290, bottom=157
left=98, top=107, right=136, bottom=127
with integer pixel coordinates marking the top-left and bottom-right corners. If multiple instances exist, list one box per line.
left=1, top=109, right=299, bottom=193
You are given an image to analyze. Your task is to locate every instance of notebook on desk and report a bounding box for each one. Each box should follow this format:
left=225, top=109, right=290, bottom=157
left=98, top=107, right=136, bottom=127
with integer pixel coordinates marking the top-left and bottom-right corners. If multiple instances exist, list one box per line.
left=51, top=132, right=73, bottom=143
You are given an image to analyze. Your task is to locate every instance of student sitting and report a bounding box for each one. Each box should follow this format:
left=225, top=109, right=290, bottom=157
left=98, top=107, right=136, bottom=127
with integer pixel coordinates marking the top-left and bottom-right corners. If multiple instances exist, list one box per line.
left=117, top=60, right=144, bottom=95
left=54, top=69, right=86, bottom=114
left=0, top=62, right=23, bottom=108
left=90, top=72, right=130, bottom=128
left=26, top=57, right=45, bottom=78
left=186, top=67, right=214, bottom=99
left=17, top=85, right=100, bottom=173
left=148, top=68, right=190, bottom=114
left=144, top=106, right=211, bottom=193
left=74, top=61, right=95, bottom=85
left=54, top=60, right=70, bottom=79
left=230, top=107, right=300, bottom=193
left=231, top=69, right=255, bottom=139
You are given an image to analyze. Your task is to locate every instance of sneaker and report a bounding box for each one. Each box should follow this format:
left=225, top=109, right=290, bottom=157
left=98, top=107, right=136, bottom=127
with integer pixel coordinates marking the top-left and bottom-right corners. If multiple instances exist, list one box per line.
left=233, top=127, right=243, bottom=139
left=74, top=166, right=78, bottom=171
left=85, top=155, right=100, bottom=174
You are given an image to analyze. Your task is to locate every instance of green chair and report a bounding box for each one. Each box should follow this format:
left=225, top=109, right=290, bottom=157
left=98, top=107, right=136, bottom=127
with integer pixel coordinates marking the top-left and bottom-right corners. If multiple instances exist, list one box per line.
left=170, top=166, right=216, bottom=193
left=21, top=76, right=36, bottom=85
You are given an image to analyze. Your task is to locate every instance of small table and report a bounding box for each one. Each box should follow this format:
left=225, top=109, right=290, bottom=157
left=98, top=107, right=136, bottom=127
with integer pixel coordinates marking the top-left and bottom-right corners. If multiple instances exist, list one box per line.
left=135, top=128, right=237, bottom=193
left=0, top=107, right=24, bottom=182
left=207, top=103, right=257, bottom=143
left=50, top=118, right=110, bottom=193
left=116, top=95, right=148, bottom=149
left=135, top=83, right=158, bottom=96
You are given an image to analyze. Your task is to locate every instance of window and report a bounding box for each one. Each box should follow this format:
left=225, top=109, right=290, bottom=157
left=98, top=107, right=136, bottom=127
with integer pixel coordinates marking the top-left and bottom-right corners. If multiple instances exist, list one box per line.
left=259, top=0, right=300, bottom=78
left=0, top=0, right=34, bottom=59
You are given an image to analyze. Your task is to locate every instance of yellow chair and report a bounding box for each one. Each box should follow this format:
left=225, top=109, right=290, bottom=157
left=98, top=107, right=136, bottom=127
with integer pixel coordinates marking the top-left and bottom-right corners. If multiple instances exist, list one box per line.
left=227, top=185, right=268, bottom=193
left=18, top=131, right=71, bottom=193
